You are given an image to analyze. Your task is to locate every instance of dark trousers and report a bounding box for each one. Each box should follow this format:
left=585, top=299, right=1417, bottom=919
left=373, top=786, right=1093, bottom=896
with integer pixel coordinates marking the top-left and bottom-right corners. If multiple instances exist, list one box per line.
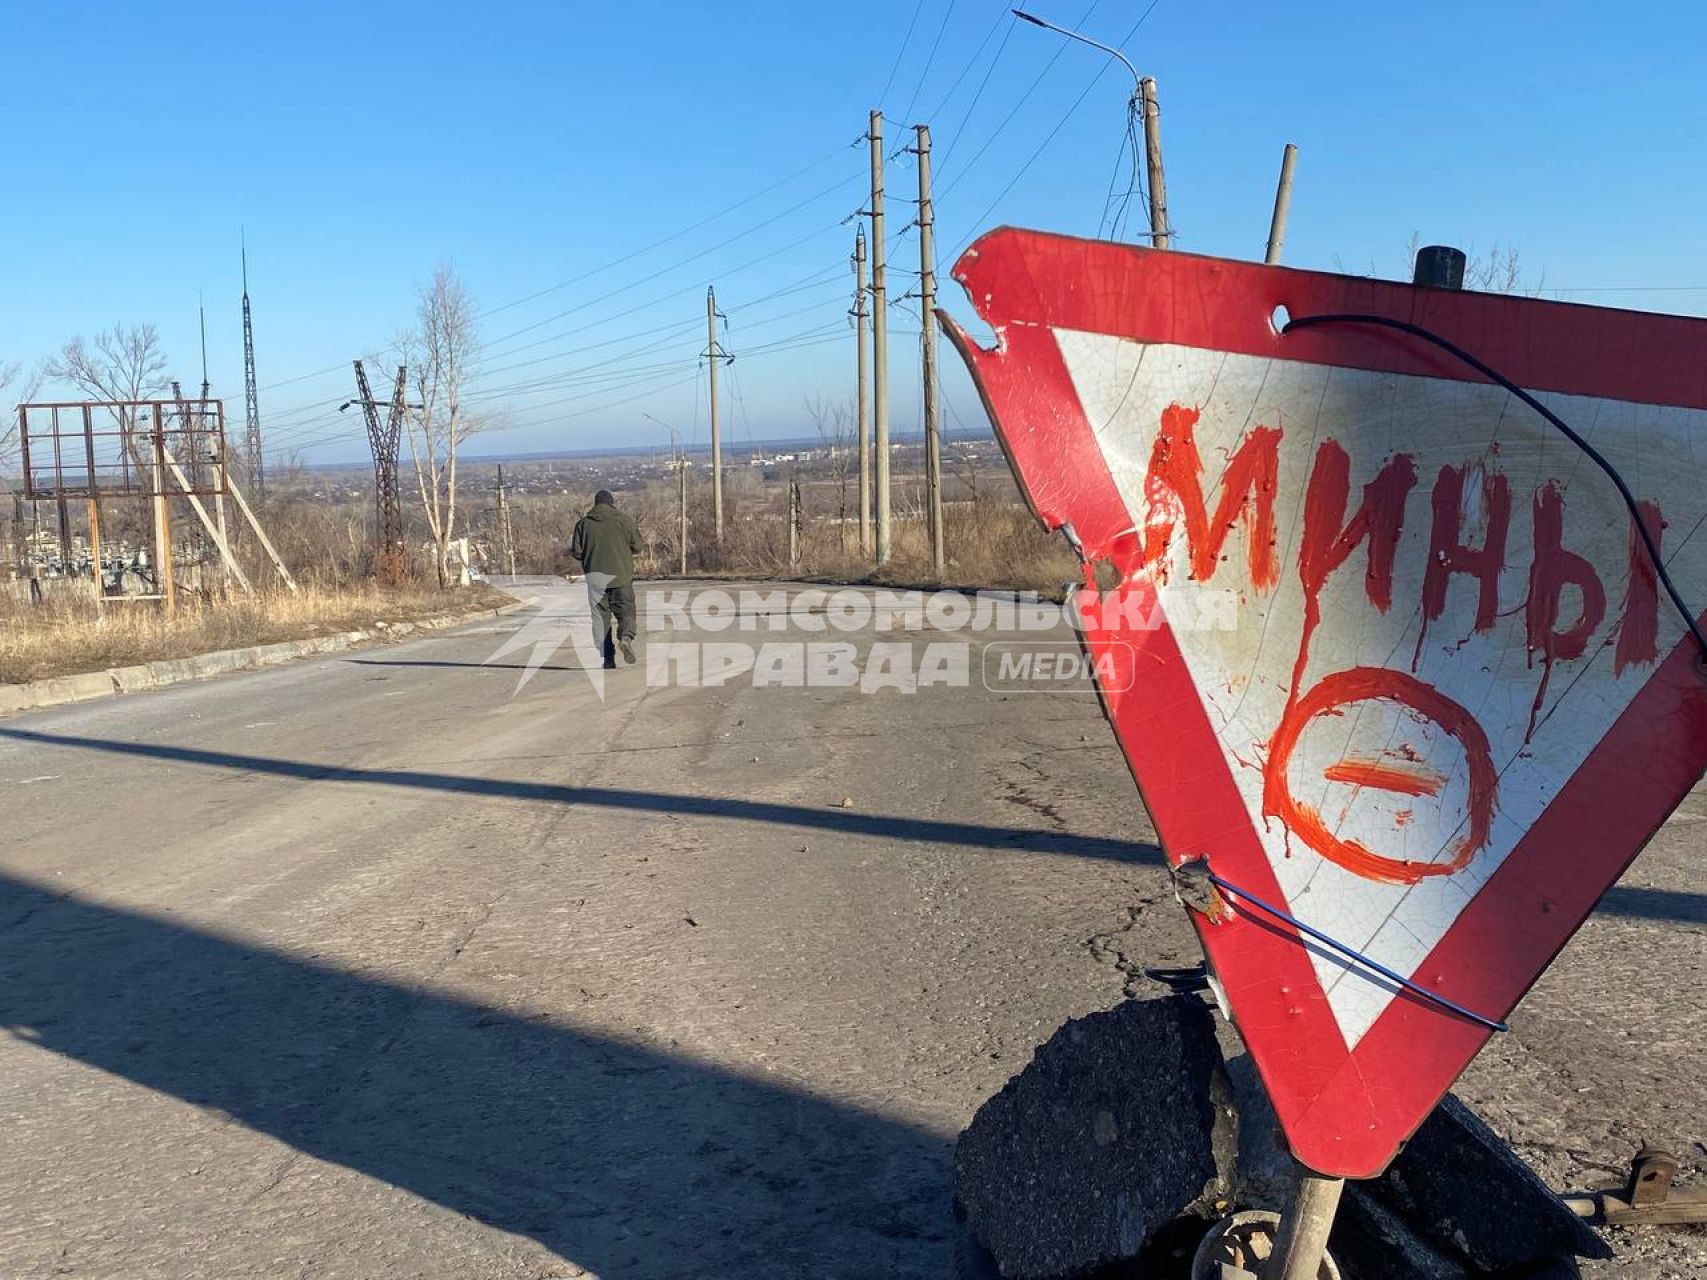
left=595, top=582, right=636, bottom=665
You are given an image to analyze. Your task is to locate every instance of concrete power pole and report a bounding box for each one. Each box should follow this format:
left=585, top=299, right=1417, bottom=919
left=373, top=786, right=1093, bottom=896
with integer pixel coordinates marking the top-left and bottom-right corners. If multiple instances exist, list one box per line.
left=678, top=447, right=688, bottom=576
left=9, top=492, right=25, bottom=582
left=706, top=286, right=727, bottom=548
left=495, top=464, right=517, bottom=577
left=788, top=476, right=802, bottom=567
left=1140, top=77, right=1171, bottom=249
left=869, top=109, right=892, bottom=563
left=854, top=225, right=872, bottom=558
left=1265, top=143, right=1298, bottom=265
left=916, top=123, right=945, bottom=575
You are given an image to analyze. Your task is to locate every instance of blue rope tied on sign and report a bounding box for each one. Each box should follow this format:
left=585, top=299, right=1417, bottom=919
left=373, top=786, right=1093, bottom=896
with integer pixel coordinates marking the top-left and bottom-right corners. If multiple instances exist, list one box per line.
left=1196, top=866, right=1510, bottom=1034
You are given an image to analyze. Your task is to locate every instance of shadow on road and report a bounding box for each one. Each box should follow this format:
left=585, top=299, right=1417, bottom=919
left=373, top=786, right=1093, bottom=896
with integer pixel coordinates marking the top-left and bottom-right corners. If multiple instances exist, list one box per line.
left=1595, top=883, right=1707, bottom=926
left=0, top=870, right=948, bottom=1277
left=344, top=658, right=594, bottom=673
left=0, top=727, right=1165, bottom=867
left=8, top=728, right=1705, bottom=928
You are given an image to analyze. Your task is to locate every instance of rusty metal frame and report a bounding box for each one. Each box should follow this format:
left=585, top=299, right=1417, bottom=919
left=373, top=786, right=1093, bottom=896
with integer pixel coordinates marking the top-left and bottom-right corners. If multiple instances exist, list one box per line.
left=17, top=399, right=228, bottom=501
left=1565, top=1146, right=1707, bottom=1227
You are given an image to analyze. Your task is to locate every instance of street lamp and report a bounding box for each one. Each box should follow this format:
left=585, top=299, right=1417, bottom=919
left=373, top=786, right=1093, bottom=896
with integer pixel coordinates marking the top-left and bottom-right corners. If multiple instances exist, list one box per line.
left=1011, top=8, right=1169, bottom=248
left=642, top=411, right=681, bottom=460
left=1012, top=9, right=1140, bottom=97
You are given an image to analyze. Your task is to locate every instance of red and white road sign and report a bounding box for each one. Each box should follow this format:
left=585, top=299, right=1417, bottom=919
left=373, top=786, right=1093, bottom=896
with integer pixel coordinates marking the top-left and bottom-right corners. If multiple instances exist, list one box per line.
left=942, top=228, right=1707, bottom=1178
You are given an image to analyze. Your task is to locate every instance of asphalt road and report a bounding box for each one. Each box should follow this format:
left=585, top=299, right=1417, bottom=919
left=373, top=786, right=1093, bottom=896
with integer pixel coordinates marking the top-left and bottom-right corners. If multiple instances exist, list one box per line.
left=0, top=579, right=1701, bottom=1278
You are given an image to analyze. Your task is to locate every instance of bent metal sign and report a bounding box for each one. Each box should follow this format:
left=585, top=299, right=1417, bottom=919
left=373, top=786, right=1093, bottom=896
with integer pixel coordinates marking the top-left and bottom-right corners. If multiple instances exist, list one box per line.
left=942, top=228, right=1707, bottom=1177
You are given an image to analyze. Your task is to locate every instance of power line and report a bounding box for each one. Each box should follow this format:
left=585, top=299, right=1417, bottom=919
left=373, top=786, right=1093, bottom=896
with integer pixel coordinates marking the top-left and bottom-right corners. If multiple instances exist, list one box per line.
left=924, top=2, right=1008, bottom=124
left=284, top=319, right=860, bottom=455
left=1097, top=96, right=1146, bottom=240
left=474, top=141, right=856, bottom=323
left=469, top=296, right=850, bottom=404
left=475, top=173, right=862, bottom=355
left=901, top=0, right=959, bottom=123
left=466, top=262, right=846, bottom=380
left=256, top=150, right=860, bottom=396
left=467, top=316, right=703, bottom=381
left=878, top=0, right=929, bottom=107
left=278, top=329, right=916, bottom=459
left=262, top=265, right=853, bottom=440
left=938, top=0, right=1102, bottom=185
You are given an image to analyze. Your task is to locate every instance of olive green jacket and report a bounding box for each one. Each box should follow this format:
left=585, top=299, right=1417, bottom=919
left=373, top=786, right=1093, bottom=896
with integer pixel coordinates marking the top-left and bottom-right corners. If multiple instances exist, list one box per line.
left=569, top=503, right=643, bottom=586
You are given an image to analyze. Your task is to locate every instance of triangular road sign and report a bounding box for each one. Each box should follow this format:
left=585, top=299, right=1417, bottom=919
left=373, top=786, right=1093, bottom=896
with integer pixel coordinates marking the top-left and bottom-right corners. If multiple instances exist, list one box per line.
left=942, top=228, right=1707, bottom=1177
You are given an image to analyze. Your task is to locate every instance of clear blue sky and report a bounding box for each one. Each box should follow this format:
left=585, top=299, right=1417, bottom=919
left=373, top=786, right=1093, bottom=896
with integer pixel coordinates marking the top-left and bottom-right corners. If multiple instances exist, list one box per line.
left=7, top=0, right=1707, bottom=465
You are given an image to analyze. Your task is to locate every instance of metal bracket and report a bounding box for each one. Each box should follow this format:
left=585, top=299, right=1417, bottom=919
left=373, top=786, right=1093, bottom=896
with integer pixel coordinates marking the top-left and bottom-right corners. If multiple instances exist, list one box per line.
left=1143, top=964, right=1211, bottom=994
left=1564, top=1145, right=1707, bottom=1227
left=1171, top=857, right=1232, bottom=925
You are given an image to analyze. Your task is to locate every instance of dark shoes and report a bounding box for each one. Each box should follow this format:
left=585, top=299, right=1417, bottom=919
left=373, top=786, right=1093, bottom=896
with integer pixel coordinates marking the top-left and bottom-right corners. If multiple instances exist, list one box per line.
left=619, top=638, right=637, bottom=665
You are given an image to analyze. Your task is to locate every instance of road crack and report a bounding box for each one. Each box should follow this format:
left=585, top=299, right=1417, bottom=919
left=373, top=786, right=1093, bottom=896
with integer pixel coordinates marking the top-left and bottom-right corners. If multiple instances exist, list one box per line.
left=1086, top=893, right=1167, bottom=997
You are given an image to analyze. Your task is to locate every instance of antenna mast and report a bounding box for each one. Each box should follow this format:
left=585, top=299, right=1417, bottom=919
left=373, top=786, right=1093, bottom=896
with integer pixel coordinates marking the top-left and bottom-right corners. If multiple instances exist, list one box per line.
left=199, top=296, right=210, bottom=400
left=241, top=232, right=264, bottom=499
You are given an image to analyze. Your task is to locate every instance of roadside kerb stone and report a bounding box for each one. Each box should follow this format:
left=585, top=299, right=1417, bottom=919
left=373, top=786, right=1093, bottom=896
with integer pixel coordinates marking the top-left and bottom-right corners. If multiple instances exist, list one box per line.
left=0, top=598, right=527, bottom=719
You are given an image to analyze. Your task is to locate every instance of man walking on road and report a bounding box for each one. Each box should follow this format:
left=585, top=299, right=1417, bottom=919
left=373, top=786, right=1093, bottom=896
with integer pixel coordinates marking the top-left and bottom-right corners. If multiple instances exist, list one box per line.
left=570, top=489, right=644, bottom=669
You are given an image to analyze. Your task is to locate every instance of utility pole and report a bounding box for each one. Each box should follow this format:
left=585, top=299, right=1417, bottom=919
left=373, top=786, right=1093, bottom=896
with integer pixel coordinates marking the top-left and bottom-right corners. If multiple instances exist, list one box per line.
left=6, top=491, right=17, bottom=575
left=869, top=108, right=892, bottom=563
left=149, top=406, right=176, bottom=610
left=495, top=464, right=517, bottom=577
left=241, top=234, right=264, bottom=500
left=9, top=492, right=25, bottom=582
left=853, top=225, right=872, bottom=557
left=915, top=123, right=945, bottom=575
left=197, top=299, right=232, bottom=589
left=1265, top=143, right=1299, bottom=265
left=1140, top=77, right=1171, bottom=249
left=28, top=495, right=42, bottom=603
left=788, top=476, right=803, bottom=567
left=678, top=446, right=688, bottom=576
left=346, top=360, right=412, bottom=584
left=54, top=490, right=71, bottom=579
left=705, top=286, right=732, bottom=548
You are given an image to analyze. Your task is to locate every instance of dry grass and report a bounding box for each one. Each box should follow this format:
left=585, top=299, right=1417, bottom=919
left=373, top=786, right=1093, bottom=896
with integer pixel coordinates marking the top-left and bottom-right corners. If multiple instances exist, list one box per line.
left=633, top=499, right=1078, bottom=597
left=0, top=582, right=508, bottom=686
left=616, top=459, right=1079, bottom=595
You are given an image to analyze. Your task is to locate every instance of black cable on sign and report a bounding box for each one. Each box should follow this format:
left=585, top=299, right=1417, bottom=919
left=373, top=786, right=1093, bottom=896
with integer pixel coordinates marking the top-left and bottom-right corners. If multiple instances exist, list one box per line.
left=1283, top=311, right=1707, bottom=664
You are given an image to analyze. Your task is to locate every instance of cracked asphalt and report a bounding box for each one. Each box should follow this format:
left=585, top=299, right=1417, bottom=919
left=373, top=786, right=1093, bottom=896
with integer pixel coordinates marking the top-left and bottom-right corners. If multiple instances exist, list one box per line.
left=0, top=579, right=1700, bottom=1278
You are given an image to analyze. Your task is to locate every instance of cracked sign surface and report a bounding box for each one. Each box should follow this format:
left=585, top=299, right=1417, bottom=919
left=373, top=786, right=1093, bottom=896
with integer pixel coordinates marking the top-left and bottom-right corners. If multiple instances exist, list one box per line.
left=941, top=228, right=1707, bottom=1177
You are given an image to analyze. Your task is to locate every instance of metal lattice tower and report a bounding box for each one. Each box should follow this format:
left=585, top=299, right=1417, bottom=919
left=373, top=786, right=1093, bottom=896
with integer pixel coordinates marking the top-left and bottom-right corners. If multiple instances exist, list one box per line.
left=241, top=238, right=264, bottom=499
left=352, top=360, right=408, bottom=583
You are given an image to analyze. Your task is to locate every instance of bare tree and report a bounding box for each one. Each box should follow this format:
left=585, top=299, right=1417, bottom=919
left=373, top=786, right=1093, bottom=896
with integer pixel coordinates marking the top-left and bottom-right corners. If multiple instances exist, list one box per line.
left=400, top=266, right=479, bottom=588
left=49, top=324, right=169, bottom=402
left=46, top=323, right=170, bottom=471
left=0, top=358, right=44, bottom=478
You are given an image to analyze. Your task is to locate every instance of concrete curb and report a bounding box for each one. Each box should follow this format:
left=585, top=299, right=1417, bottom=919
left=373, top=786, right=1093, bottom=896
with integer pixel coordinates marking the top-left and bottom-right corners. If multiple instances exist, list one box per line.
left=0, top=597, right=531, bottom=720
